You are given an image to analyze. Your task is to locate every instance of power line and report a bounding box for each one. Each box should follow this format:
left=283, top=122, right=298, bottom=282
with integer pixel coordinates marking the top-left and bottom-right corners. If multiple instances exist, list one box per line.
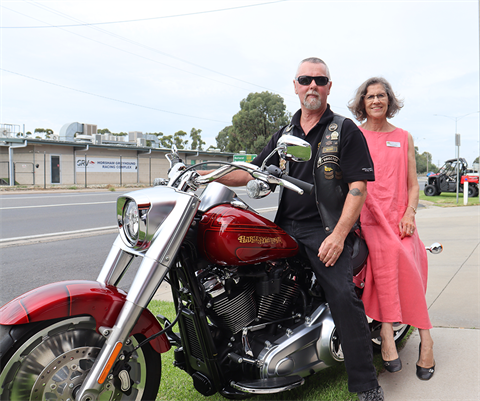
left=1, top=0, right=288, bottom=28
left=3, top=1, right=295, bottom=99
left=1, top=68, right=231, bottom=124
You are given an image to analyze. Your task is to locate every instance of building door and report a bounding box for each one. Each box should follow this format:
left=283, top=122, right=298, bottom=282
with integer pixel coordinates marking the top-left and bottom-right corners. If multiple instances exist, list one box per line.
left=51, top=155, right=60, bottom=184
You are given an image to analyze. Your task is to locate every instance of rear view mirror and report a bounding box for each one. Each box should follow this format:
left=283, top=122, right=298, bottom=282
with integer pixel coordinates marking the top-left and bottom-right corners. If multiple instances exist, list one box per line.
left=277, top=136, right=311, bottom=162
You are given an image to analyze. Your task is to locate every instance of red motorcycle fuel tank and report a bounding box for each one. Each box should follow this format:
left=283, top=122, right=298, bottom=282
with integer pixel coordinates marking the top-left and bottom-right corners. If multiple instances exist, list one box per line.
left=198, top=205, right=298, bottom=265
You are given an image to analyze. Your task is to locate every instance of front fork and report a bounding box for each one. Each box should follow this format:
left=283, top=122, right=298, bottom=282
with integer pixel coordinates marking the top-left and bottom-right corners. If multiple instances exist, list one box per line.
left=76, top=194, right=199, bottom=401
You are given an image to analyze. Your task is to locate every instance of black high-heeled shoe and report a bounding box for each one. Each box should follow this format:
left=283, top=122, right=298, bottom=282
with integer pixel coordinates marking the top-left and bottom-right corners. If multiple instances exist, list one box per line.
left=416, top=343, right=435, bottom=380
left=381, top=342, right=402, bottom=373
left=383, top=357, right=402, bottom=373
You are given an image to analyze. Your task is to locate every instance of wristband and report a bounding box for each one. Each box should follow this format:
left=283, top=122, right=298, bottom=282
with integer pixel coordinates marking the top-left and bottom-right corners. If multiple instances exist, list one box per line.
left=408, top=205, right=417, bottom=214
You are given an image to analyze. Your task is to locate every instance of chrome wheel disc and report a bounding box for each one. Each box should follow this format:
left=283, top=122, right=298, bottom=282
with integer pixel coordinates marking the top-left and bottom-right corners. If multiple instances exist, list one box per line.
left=370, top=320, right=409, bottom=346
left=0, top=317, right=149, bottom=401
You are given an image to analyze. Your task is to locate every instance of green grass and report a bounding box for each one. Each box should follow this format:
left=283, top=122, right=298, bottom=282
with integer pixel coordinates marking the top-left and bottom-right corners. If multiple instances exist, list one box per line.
left=420, top=190, right=480, bottom=206
left=147, top=300, right=412, bottom=401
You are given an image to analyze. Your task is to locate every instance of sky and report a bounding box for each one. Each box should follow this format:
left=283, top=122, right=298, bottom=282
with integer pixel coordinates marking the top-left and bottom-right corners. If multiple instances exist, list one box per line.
left=1, top=0, right=479, bottom=168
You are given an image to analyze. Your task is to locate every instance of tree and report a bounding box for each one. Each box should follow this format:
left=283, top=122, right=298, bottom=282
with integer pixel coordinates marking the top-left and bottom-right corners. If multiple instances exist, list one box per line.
left=190, top=128, right=205, bottom=150
left=215, top=126, right=232, bottom=152
left=173, top=130, right=188, bottom=149
left=215, top=125, right=243, bottom=152
left=158, top=134, right=173, bottom=148
left=98, top=128, right=111, bottom=134
left=414, top=147, right=437, bottom=174
left=34, top=128, right=54, bottom=139
left=227, top=92, right=291, bottom=153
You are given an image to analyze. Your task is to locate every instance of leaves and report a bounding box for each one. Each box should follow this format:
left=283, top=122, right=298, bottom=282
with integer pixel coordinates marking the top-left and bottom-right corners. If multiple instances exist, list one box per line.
left=218, top=92, right=291, bottom=153
left=415, top=146, right=437, bottom=173
left=190, top=128, right=205, bottom=150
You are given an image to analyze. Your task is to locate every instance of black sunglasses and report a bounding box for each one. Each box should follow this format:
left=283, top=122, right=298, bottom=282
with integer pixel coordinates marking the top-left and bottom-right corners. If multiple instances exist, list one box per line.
left=296, top=75, right=330, bottom=86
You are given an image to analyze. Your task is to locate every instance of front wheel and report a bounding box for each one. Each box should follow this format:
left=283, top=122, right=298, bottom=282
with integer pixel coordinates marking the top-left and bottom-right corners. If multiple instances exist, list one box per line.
left=424, top=184, right=437, bottom=196
left=369, top=320, right=411, bottom=351
left=467, top=185, right=478, bottom=197
left=0, top=316, right=161, bottom=401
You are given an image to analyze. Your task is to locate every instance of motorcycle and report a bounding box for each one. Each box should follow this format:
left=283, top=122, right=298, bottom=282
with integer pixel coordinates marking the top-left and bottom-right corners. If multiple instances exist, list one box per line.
left=0, top=136, right=443, bottom=401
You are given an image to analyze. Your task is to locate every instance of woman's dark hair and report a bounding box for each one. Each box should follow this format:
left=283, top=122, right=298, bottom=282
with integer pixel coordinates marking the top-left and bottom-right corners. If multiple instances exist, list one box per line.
left=348, top=77, right=404, bottom=122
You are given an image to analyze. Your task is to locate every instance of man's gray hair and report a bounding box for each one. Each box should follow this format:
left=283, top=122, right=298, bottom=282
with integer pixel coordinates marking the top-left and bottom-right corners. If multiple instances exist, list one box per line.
left=296, top=57, right=331, bottom=79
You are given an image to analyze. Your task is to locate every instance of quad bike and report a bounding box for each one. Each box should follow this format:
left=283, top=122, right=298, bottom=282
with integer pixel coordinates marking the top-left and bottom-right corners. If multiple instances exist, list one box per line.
left=0, top=137, right=443, bottom=401
left=424, top=157, right=479, bottom=197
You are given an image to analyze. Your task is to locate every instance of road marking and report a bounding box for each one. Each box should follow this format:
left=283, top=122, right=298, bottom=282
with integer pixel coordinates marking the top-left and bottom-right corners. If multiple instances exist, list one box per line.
left=0, top=206, right=278, bottom=246
left=0, top=201, right=114, bottom=210
left=0, top=227, right=118, bottom=248
left=0, top=226, right=118, bottom=243
left=0, top=192, right=123, bottom=200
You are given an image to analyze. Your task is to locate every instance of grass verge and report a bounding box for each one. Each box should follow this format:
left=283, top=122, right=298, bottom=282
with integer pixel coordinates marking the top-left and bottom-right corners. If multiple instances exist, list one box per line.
left=420, top=191, right=479, bottom=206
left=148, top=300, right=413, bottom=401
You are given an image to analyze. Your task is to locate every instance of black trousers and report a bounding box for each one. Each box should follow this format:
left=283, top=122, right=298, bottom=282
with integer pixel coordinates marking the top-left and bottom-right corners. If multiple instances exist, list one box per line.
left=280, top=218, right=378, bottom=393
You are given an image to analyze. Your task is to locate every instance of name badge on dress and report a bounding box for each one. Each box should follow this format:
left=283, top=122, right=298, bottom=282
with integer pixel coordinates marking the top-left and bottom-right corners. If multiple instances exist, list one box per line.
left=386, top=141, right=401, bottom=148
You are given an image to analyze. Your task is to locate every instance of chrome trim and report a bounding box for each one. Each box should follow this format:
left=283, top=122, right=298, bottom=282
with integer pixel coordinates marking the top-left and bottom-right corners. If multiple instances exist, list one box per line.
left=257, top=304, right=338, bottom=379
left=76, top=301, right=144, bottom=401
left=230, top=378, right=305, bottom=394
left=96, top=235, right=135, bottom=286
left=198, top=182, right=236, bottom=212
left=426, top=242, right=443, bottom=254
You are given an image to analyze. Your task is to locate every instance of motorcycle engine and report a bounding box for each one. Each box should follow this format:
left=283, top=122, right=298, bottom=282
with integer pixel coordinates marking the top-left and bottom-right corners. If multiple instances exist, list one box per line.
left=199, top=262, right=301, bottom=335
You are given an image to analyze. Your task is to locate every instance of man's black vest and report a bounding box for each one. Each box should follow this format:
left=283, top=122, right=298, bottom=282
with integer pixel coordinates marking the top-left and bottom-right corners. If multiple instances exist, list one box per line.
left=278, top=114, right=349, bottom=235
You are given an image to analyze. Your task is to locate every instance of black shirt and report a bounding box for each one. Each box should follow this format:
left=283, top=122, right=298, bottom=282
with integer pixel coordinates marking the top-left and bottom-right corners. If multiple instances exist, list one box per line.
left=251, top=105, right=375, bottom=222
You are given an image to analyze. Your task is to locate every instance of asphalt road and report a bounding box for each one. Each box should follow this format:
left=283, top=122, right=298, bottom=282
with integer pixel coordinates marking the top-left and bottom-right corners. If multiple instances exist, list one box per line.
left=0, top=187, right=278, bottom=305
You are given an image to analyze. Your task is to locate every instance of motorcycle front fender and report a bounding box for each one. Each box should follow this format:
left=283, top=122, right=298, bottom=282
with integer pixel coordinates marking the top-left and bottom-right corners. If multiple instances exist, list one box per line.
left=0, top=280, right=171, bottom=354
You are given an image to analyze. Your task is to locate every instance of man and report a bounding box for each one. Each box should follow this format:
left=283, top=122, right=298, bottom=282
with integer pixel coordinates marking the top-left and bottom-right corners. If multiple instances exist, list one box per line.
left=204, top=57, right=383, bottom=401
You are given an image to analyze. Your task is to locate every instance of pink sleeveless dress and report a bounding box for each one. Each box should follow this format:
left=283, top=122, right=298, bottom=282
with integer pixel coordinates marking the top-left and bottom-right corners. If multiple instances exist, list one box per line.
left=359, top=127, right=432, bottom=329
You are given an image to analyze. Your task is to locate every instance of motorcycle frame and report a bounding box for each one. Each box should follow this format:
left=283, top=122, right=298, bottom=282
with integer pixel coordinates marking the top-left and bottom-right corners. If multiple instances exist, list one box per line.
left=74, top=187, right=200, bottom=401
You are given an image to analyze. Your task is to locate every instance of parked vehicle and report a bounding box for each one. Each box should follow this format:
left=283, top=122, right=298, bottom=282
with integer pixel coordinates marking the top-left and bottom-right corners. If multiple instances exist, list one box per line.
left=424, top=158, right=479, bottom=197
left=0, top=138, right=443, bottom=401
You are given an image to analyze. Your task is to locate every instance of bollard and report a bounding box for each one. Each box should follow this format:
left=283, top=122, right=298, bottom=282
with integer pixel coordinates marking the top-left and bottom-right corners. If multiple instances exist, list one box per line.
left=463, top=178, right=468, bottom=205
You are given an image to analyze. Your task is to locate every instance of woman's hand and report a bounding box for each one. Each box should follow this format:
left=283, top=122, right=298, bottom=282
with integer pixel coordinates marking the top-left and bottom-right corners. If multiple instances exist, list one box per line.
left=399, top=210, right=416, bottom=239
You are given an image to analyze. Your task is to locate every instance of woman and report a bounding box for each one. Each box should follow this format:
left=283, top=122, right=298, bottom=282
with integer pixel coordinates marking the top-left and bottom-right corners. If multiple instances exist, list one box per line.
left=348, top=77, right=435, bottom=380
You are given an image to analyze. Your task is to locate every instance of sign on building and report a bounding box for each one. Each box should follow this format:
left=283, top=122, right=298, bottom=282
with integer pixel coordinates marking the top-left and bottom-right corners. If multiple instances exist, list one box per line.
left=75, top=157, right=137, bottom=172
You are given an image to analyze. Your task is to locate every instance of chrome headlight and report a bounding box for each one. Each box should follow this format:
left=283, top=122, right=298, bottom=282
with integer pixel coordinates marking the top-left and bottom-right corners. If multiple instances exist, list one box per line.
left=124, top=200, right=140, bottom=244
left=117, top=186, right=186, bottom=251
left=117, top=196, right=150, bottom=250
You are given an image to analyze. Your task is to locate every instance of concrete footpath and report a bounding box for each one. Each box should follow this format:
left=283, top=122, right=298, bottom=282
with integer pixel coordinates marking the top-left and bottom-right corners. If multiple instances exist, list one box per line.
left=377, top=204, right=480, bottom=401
left=153, top=204, right=480, bottom=400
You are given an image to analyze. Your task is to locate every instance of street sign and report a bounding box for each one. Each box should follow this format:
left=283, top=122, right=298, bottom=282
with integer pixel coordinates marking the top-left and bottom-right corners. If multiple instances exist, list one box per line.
left=233, top=154, right=257, bottom=163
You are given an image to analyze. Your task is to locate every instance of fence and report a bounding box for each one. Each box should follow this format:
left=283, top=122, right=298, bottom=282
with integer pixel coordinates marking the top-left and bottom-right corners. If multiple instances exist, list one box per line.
left=1, top=151, right=230, bottom=188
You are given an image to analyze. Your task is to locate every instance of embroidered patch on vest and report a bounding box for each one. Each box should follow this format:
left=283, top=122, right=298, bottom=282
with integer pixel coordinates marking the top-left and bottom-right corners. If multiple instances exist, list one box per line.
left=317, top=154, right=340, bottom=168
left=322, top=146, right=338, bottom=153
left=325, top=170, right=334, bottom=179
left=331, top=131, right=339, bottom=140
left=329, top=123, right=338, bottom=131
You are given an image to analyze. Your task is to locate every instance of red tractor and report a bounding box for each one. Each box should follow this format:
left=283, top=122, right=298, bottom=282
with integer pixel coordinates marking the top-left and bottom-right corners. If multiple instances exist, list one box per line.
left=424, top=158, right=479, bottom=197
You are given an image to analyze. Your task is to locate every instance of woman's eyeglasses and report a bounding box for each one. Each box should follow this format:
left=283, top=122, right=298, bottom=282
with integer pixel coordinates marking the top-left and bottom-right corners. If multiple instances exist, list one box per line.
left=364, top=93, right=387, bottom=101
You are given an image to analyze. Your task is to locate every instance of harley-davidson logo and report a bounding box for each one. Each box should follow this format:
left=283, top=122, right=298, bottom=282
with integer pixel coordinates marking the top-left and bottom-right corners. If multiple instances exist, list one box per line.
left=238, top=235, right=282, bottom=245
